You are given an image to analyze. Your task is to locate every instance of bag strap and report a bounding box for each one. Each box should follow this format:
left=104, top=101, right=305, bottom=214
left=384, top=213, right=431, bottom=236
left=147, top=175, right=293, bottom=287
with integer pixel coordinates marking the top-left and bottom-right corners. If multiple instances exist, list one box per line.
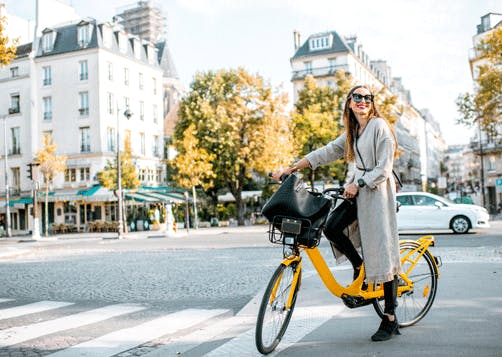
left=355, top=127, right=403, bottom=188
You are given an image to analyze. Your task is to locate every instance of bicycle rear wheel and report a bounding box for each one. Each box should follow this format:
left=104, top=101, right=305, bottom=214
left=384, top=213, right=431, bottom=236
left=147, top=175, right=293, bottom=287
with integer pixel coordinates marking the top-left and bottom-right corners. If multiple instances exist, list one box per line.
left=373, top=242, right=438, bottom=327
left=255, top=262, right=301, bottom=354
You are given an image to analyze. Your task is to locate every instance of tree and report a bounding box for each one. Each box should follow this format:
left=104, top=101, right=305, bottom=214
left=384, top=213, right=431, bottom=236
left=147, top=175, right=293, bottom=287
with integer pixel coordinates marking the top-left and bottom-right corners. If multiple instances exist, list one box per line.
left=291, top=73, right=353, bottom=188
left=0, top=16, right=17, bottom=65
left=97, top=135, right=140, bottom=230
left=172, top=68, right=294, bottom=225
left=36, top=134, right=67, bottom=237
left=456, top=27, right=502, bottom=136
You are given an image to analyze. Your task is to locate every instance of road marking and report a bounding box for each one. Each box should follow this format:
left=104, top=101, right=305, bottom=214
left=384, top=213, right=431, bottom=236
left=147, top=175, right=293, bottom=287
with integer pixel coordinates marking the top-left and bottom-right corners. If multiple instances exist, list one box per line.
left=144, top=314, right=255, bottom=356
left=0, top=303, right=146, bottom=348
left=0, top=301, right=74, bottom=321
left=47, top=309, right=229, bottom=357
left=203, top=304, right=345, bottom=356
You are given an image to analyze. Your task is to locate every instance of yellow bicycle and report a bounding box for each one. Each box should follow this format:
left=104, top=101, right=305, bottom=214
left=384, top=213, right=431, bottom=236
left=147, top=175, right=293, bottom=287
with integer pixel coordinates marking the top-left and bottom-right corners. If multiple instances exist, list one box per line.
left=255, top=183, right=441, bottom=355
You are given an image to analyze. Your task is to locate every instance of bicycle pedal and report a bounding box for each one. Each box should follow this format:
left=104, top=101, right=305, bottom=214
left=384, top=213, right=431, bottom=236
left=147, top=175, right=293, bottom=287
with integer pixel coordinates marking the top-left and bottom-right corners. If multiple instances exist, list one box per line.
left=341, top=293, right=373, bottom=309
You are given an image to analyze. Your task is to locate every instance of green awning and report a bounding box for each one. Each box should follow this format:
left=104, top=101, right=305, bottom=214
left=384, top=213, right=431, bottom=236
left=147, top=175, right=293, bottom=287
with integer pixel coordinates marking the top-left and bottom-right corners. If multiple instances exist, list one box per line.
left=140, top=191, right=186, bottom=204
left=77, top=185, right=102, bottom=196
left=8, top=197, right=33, bottom=206
left=125, top=192, right=158, bottom=203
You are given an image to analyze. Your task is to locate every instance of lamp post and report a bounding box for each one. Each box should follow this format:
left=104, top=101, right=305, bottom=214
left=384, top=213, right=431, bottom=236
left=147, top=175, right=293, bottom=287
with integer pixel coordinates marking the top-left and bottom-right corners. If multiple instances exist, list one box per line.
left=116, top=104, right=133, bottom=239
left=2, top=115, right=11, bottom=237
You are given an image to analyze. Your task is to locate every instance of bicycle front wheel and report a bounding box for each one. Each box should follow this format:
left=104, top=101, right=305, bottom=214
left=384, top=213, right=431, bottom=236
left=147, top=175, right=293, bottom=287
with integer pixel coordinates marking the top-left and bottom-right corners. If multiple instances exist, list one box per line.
left=373, top=242, right=438, bottom=327
left=255, top=262, right=301, bottom=355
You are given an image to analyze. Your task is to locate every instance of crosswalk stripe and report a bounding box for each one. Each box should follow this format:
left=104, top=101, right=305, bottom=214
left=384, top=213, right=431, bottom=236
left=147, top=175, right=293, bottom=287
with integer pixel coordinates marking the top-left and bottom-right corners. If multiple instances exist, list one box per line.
left=144, top=314, right=255, bottom=356
left=203, top=304, right=345, bottom=356
left=47, top=308, right=229, bottom=357
left=0, top=303, right=146, bottom=348
left=0, top=301, right=74, bottom=321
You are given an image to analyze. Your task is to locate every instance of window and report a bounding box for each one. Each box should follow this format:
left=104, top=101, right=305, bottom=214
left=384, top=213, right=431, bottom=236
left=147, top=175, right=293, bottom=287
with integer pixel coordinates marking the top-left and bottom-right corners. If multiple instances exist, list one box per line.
left=140, top=133, right=145, bottom=155
left=9, top=94, right=20, bottom=114
left=65, top=168, right=77, bottom=183
left=139, top=101, right=144, bottom=120
left=80, top=167, right=90, bottom=181
left=79, top=92, right=89, bottom=116
left=107, top=93, right=114, bottom=115
left=152, top=77, right=157, bottom=94
left=304, top=61, right=312, bottom=74
left=413, top=195, right=439, bottom=206
left=107, top=62, right=113, bottom=81
left=79, top=127, right=91, bottom=152
left=396, top=195, right=413, bottom=206
left=309, top=34, right=332, bottom=51
left=153, top=104, right=158, bottom=123
left=139, top=72, right=143, bottom=89
left=11, top=127, right=20, bottom=155
left=152, top=135, right=159, bottom=156
left=79, top=60, right=88, bottom=80
left=78, top=25, right=90, bottom=47
left=42, top=31, right=54, bottom=52
left=106, top=127, right=116, bottom=151
left=43, top=96, right=52, bottom=120
left=42, top=66, right=52, bottom=85
left=12, top=167, right=20, bottom=192
left=124, top=68, right=129, bottom=86
left=10, top=67, right=19, bottom=77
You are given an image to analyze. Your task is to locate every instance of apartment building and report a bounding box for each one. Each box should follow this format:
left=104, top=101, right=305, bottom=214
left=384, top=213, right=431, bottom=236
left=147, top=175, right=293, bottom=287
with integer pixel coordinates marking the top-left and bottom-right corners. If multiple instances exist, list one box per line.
left=0, top=15, right=168, bottom=234
left=468, top=12, right=502, bottom=213
left=290, top=30, right=444, bottom=189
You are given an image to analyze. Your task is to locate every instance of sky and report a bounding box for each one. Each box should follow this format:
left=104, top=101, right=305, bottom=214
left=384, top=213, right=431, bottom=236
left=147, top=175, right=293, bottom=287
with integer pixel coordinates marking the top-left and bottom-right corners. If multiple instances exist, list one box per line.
left=4, top=0, right=501, bottom=145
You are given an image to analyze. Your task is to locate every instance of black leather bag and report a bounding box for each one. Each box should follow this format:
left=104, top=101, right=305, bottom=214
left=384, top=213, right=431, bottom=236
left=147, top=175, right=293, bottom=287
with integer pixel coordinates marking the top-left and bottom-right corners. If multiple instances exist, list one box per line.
left=262, top=175, right=332, bottom=247
left=262, top=174, right=331, bottom=222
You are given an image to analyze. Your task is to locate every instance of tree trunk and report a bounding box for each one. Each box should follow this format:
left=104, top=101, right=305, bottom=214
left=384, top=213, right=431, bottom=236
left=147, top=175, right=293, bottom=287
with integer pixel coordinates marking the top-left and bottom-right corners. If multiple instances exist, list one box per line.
left=235, top=194, right=245, bottom=226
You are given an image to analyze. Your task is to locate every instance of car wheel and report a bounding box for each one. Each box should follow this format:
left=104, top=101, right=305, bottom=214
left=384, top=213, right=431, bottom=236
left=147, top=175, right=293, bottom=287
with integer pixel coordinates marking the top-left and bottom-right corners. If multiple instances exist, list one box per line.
left=451, top=216, right=470, bottom=234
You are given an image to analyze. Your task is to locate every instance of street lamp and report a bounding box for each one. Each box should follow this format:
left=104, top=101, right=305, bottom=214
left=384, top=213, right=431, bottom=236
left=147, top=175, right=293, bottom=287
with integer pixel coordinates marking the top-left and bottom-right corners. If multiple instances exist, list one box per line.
left=116, top=104, right=133, bottom=239
left=2, top=115, right=11, bottom=237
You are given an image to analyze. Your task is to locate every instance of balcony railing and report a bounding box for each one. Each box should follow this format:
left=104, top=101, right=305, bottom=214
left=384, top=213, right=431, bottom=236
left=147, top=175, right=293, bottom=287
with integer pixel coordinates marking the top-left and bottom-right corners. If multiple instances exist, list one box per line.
left=470, top=138, right=502, bottom=154
left=9, top=147, right=21, bottom=155
left=79, top=108, right=89, bottom=116
left=291, top=65, right=349, bottom=80
left=43, top=112, right=52, bottom=120
left=8, top=107, right=20, bottom=114
left=43, top=78, right=52, bottom=86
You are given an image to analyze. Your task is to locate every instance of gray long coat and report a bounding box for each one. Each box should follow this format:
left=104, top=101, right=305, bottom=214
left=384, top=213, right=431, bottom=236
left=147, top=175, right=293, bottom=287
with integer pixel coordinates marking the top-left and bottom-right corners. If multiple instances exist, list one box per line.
left=305, top=118, right=401, bottom=284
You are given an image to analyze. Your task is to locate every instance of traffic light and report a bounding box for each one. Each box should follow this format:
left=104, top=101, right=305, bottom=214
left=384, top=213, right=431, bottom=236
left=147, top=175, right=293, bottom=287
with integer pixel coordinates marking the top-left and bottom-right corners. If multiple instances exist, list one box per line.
left=27, top=163, right=33, bottom=180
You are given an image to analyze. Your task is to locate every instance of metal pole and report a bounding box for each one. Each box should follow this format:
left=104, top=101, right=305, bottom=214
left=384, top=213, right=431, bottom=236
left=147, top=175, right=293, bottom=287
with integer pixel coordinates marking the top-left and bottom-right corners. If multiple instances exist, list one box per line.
left=478, top=121, right=486, bottom=208
left=116, top=102, right=124, bottom=239
left=3, top=116, right=12, bottom=237
left=192, top=186, right=198, bottom=229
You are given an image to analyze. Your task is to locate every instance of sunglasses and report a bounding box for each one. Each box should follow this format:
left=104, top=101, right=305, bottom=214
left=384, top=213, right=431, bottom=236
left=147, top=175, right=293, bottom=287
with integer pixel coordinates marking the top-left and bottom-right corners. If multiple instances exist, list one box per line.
left=351, top=93, right=374, bottom=104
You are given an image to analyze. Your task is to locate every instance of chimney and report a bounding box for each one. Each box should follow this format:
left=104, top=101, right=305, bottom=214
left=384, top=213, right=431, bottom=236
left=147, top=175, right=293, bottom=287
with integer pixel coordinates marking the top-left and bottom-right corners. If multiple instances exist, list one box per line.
left=293, top=30, right=301, bottom=50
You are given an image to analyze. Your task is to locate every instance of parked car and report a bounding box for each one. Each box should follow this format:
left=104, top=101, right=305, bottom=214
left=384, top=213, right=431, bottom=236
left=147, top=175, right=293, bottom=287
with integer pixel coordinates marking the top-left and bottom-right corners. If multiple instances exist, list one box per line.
left=396, top=192, right=490, bottom=234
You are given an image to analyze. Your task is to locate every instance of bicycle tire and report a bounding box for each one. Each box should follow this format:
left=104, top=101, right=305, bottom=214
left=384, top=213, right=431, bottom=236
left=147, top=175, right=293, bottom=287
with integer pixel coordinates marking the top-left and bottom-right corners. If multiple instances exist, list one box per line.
left=255, top=262, right=301, bottom=354
left=372, top=242, right=438, bottom=327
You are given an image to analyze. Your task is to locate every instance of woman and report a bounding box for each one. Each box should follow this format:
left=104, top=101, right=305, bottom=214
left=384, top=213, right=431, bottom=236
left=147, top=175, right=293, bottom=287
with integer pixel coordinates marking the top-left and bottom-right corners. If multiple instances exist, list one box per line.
left=272, top=85, right=401, bottom=341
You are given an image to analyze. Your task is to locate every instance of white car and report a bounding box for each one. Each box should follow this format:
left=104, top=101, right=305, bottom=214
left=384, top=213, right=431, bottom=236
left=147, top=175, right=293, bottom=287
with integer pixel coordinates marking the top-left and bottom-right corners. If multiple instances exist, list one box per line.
left=396, top=192, right=490, bottom=234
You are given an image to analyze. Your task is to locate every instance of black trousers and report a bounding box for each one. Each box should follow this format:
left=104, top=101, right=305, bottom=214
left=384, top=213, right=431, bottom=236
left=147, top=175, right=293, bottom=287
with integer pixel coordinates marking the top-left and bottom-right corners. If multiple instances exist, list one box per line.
left=323, top=199, right=362, bottom=269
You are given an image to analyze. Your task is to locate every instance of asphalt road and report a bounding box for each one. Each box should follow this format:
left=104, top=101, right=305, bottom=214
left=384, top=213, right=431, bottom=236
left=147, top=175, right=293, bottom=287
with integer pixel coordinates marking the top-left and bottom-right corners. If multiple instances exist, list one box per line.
left=0, top=222, right=500, bottom=356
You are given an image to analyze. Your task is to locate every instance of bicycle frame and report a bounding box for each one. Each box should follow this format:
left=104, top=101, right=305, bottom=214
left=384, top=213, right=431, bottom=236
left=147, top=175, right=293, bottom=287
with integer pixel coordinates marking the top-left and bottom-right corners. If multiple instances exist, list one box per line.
left=278, top=235, right=440, bottom=310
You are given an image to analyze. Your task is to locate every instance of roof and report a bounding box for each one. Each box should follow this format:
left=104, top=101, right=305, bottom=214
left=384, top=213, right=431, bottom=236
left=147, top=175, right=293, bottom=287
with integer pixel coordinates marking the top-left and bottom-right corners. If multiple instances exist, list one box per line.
left=291, top=31, right=352, bottom=60
left=156, top=41, right=179, bottom=78
left=15, top=43, right=33, bottom=58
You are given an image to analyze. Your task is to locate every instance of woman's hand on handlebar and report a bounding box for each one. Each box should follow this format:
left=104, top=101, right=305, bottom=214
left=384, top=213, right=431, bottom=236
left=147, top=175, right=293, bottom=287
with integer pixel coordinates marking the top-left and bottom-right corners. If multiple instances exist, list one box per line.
left=343, top=182, right=359, bottom=199
left=270, top=167, right=295, bottom=182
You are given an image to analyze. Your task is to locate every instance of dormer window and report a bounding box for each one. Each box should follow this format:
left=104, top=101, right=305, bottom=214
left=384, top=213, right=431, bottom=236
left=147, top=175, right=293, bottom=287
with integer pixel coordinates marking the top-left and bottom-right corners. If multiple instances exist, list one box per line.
left=309, top=34, right=333, bottom=51
left=102, top=24, right=113, bottom=48
left=42, top=29, right=56, bottom=52
left=77, top=21, right=92, bottom=47
left=118, top=32, right=128, bottom=53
